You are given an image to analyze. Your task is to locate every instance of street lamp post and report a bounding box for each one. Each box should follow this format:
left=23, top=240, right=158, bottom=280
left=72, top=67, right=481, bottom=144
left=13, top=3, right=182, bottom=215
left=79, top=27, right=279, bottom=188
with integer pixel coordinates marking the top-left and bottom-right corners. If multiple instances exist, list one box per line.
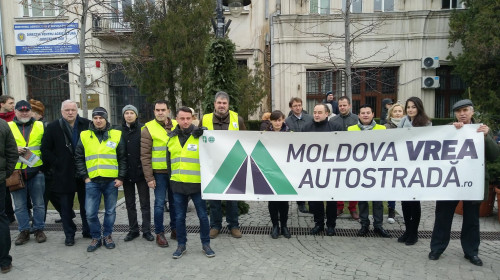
left=212, top=0, right=251, bottom=38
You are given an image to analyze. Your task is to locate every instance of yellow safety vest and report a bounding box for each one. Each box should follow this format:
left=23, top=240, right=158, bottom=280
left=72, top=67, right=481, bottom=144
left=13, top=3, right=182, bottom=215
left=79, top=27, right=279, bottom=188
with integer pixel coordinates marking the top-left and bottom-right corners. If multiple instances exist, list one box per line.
left=9, top=121, right=44, bottom=169
left=202, top=111, right=239, bottom=130
left=168, top=135, right=200, bottom=183
left=80, top=129, right=122, bottom=179
left=347, top=123, right=386, bottom=131
left=144, top=120, right=171, bottom=170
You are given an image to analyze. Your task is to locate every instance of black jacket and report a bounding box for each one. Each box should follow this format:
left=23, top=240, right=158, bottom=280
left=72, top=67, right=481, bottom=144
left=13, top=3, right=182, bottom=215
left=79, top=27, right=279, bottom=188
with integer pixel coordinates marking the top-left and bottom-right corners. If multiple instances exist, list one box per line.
left=75, top=122, right=127, bottom=182
left=303, top=118, right=342, bottom=132
left=0, top=119, right=18, bottom=182
left=120, top=120, right=145, bottom=183
left=41, top=116, right=91, bottom=193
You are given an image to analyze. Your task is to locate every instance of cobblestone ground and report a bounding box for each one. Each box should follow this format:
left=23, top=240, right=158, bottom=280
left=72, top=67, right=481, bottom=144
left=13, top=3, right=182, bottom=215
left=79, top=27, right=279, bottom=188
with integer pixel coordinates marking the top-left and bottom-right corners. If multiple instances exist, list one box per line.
left=5, top=194, right=500, bottom=279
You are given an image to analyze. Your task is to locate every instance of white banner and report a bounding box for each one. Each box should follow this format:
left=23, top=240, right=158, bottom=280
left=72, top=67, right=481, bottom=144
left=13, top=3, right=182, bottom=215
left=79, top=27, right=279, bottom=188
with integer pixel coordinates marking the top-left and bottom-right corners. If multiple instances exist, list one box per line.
left=200, top=125, right=485, bottom=201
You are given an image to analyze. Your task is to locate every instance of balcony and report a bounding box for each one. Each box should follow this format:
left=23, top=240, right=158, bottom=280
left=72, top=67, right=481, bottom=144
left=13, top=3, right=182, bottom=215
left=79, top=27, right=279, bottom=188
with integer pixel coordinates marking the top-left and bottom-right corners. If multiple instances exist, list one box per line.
left=92, top=13, right=133, bottom=39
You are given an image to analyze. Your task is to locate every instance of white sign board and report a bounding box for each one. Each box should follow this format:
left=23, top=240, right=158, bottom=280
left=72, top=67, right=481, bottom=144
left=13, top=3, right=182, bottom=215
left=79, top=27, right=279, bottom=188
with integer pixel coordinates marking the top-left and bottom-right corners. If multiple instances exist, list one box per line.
left=200, top=125, right=485, bottom=201
left=15, top=23, right=79, bottom=55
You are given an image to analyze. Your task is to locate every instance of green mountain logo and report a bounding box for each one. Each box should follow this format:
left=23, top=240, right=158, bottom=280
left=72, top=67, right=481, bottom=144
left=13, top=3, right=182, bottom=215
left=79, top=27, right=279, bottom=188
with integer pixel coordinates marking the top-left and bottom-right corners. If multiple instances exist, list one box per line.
left=203, top=140, right=297, bottom=195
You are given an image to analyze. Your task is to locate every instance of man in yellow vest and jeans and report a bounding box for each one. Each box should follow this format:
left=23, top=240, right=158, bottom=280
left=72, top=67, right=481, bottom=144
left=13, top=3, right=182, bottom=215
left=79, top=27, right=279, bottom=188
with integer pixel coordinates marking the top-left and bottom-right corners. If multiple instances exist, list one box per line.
left=141, top=100, right=177, bottom=247
left=168, top=106, right=214, bottom=259
left=75, top=107, right=127, bottom=252
left=9, top=100, right=46, bottom=245
left=199, top=91, right=246, bottom=239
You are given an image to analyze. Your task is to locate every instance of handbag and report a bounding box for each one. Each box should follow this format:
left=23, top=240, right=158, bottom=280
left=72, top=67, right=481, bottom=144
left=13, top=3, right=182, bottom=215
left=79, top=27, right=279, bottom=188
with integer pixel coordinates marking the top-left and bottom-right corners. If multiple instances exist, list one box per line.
left=6, top=170, right=25, bottom=192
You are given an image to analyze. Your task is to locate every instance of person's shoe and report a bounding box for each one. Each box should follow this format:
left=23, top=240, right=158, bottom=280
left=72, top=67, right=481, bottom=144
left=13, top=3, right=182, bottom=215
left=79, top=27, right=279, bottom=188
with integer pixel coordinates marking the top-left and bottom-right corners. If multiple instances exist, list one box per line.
left=156, top=232, right=169, bottom=247
left=405, top=236, right=418, bottom=246
left=15, top=230, right=30, bottom=245
left=464, top=255, right=483, bottom=266
left=281, top=226, right=291, bottom=238
left=55, top=218, right=62, bottom=223
left=230, top=228, right=242, bottom=238
left=428, top=251, right=441, bottom=260
left=271, top=225, right=280, bottom=239
left=310, top=225, right=324, bottom=235
left=350, top=211, right=360, bottom=220
left=298, top=204, right=309, bottom=213
left=103, top=235, right=115, bottom=249
left=209, top=228, right=220, bottom=239
left=143, top=232, right=155, bottom=241
left=1, top=264, right=12, bottom=274
left=326, top=227, right=336, bottom=236
left=172, top=245, right=187, bottom=259
left=387, top=208, right=395, bottom=224
left=65, top=236, right=75, bottom=246
left=397, top=231, right=409, bottom=243
left=82, top=232, right=92, bottom=239
left=336, top=208, right=343, bottom=216
left=124, top=231, right=140, bottom=242
left=357, top=226, right=369, bottom=236
left=34, top=230, right=47, bottom=243
left=374, top=227, right=391, bottom=238
left=170, top=229, right=177, bottom=240
left=202, top=244, right=216, bottom=258
left=87, top=238, right=102, bottom=252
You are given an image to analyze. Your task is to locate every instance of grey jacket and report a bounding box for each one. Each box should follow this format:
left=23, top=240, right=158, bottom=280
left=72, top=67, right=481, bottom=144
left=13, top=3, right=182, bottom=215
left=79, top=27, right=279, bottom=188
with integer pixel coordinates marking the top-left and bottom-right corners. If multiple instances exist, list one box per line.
left=285, top=113, right=313, bottom=132
left=329, top=112, right=359, bottom=131
left=0, top=119, right=18, bottom=182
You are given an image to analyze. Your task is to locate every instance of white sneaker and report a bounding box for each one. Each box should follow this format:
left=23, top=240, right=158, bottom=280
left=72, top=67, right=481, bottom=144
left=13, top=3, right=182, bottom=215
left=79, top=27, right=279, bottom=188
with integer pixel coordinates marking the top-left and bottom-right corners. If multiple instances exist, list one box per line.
left=387, top=217, right=395, bottom=224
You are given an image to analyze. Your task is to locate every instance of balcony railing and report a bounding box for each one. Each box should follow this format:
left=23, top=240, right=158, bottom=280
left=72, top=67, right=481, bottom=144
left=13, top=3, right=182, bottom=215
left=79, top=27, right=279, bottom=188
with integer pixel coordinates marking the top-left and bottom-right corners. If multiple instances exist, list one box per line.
left=92, top=13, right=132, bottom=36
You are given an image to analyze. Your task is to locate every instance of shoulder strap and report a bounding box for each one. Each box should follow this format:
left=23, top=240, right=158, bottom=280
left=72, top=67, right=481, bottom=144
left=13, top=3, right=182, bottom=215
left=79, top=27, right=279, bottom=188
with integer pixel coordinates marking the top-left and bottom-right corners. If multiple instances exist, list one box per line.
left=59, top=119, right=74, bottom=153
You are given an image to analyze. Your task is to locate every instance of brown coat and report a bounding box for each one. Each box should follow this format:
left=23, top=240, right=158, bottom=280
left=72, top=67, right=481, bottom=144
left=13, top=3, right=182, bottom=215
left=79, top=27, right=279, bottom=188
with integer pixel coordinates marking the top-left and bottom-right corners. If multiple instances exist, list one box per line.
left=140, top=118, right=173, bottom=182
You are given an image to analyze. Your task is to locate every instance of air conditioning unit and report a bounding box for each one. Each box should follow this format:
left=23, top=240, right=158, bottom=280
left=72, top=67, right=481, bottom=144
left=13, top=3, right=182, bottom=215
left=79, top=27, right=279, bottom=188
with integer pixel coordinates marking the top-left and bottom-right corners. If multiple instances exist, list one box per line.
left=422, top=56, right=440, bottom=69
left=422, top=76, right=440, bottom=89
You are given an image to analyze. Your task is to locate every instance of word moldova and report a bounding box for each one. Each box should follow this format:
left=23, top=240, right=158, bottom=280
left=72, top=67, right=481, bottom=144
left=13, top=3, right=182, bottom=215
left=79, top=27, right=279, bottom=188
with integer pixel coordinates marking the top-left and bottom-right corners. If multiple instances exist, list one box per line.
left=287, top=139, right=478, bottom=189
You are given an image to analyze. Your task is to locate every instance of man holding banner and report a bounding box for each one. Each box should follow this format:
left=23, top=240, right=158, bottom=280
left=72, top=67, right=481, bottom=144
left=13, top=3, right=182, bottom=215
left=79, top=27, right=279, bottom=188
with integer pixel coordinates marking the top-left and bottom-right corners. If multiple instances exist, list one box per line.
left=429, top=99, right=500, bottom=266
left=348, top=104, right=391, bottom=238
left=200, top=91, right=246, bottom=239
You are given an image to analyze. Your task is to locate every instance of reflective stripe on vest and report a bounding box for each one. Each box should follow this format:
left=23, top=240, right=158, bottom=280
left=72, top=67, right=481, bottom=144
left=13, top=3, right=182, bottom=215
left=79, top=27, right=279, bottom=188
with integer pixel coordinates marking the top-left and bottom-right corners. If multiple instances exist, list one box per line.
left=145, top=120, right=170, bottom=170
left=347, top=124, right=386, bottom=131
left=202, top=111, right=239, bottom=130
left=80, top=129, right=122, bottom=179
left=8, top=121, right=44, bottom=169
left=167, top=135, right=201, bottom=183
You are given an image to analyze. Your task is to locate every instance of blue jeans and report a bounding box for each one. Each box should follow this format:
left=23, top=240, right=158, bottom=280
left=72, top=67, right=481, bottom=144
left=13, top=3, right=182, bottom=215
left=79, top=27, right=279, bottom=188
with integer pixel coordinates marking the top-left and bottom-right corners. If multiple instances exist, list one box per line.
left=153, top=173, right=176, bottom=234
left=85, top=180, right=118, bottom=239
left=11, top=173, right=45, bottom=232
left=174, top=192, right=210, bottom=246
left=209, top=200, right=239, bottom=230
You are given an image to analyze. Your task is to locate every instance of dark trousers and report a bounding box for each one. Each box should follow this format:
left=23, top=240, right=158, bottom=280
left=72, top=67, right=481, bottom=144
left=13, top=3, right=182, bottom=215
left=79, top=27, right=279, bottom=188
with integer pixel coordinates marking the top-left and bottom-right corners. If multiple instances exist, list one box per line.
left=4, top=187, right=14, bottom=220
left=402, top=201, right=421, bottom=238
left=430, top=200, right=480, bottom=256
left=309, top=201, right=337, bottom=228
left=268, top=201, right=289, bottom=227
left=359, top=201, right=383, bottom=228
left=0, top=182, right=12, bottom=268
left=123, top=179, right=151, bottom=233
left=44, top=176, right=63, bottom=221
left=52, top=192, right=77, bottom=238
left=76, top=179, right=89, bottom=235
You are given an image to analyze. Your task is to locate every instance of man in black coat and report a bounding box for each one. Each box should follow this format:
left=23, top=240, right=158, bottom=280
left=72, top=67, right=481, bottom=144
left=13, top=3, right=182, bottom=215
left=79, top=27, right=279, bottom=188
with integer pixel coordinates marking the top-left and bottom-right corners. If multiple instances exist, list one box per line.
left=120, top=105, right=153, bottom=242
left=41, top=100, right=91, bottom=246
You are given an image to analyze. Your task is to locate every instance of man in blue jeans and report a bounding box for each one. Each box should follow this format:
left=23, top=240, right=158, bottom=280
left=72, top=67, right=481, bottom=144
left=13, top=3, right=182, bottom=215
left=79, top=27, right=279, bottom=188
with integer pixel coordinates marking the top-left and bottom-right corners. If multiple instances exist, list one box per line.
left=141, top=100, right=177, bottom=247
left=168, top=107, right=214, bottom=259
left=75, top=107, right=127, bottom=252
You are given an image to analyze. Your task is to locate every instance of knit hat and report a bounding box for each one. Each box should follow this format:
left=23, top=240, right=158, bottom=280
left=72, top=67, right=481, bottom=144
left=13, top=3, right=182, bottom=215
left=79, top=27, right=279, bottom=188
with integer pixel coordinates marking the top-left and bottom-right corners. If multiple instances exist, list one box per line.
left=122, top=104, right=138, bottom=117
left=325, top=91, right=333, bottom=97
left=92, top=107, right=108, bottom=121
left=29, top=99, right=45, bottom=116
left=15, top=100, right=31, bottom=111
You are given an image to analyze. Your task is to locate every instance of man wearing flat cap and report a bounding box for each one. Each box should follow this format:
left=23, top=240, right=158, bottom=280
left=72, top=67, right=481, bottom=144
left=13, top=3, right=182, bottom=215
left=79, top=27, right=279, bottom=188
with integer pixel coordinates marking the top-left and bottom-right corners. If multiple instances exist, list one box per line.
left=429, top=99, right=500, bottom=266
left=75, top=107, right=127, bottom=252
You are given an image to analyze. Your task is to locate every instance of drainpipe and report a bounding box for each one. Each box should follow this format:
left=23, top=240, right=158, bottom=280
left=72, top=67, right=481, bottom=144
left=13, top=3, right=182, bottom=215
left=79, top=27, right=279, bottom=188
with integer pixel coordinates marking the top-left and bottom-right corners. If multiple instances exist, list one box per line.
left=269, top=0, right=280, bottom=109
left=0, top=2, right=9, bottom=94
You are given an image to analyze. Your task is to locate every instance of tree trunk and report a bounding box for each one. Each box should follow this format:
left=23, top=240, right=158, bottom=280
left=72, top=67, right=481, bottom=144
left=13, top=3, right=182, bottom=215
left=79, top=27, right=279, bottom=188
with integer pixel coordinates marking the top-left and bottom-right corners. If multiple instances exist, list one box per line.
left=80, top=0, right=89, bottom=118
left=344, top=0, right=352, bottom=102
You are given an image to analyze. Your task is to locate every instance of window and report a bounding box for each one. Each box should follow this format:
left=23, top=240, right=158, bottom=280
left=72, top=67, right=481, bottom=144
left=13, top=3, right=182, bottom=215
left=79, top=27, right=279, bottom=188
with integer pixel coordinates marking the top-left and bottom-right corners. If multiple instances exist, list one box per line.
left=25, top=64, right=70, bottom=122
left=374, top=0, right=394, bottom=12
left=342, top=0, right=363, bottom=13
left=306, top=70, right=337, bottom=114
left=310, top=0, right=331, bottom=15
left=23, top=0, right=61, bottom=17
left=442, top=0, right=465, bottom=9
left=435, top=66, right=466, bottom=118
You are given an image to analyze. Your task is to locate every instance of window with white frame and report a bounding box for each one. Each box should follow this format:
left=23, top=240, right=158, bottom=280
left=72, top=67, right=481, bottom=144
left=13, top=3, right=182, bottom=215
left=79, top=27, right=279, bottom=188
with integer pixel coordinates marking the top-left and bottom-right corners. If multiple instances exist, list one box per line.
left=23, top=0, right=61, bottom=17
left=374, top=0, right=394, bottom=12
left=342, top=0, right=363, bottom=13
left=442, top=0, right=465, bottom=9
left=310, top=0, right=331, bottom=15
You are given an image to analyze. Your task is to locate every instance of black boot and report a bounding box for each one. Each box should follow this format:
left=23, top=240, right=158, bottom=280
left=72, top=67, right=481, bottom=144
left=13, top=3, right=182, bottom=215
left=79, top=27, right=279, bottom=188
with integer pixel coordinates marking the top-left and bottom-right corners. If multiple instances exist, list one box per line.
left=271, top=225, right=280, bottom=239
left=281, top=226, right=291, bottom=238
left=405, top=219, right=418, bottom=245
